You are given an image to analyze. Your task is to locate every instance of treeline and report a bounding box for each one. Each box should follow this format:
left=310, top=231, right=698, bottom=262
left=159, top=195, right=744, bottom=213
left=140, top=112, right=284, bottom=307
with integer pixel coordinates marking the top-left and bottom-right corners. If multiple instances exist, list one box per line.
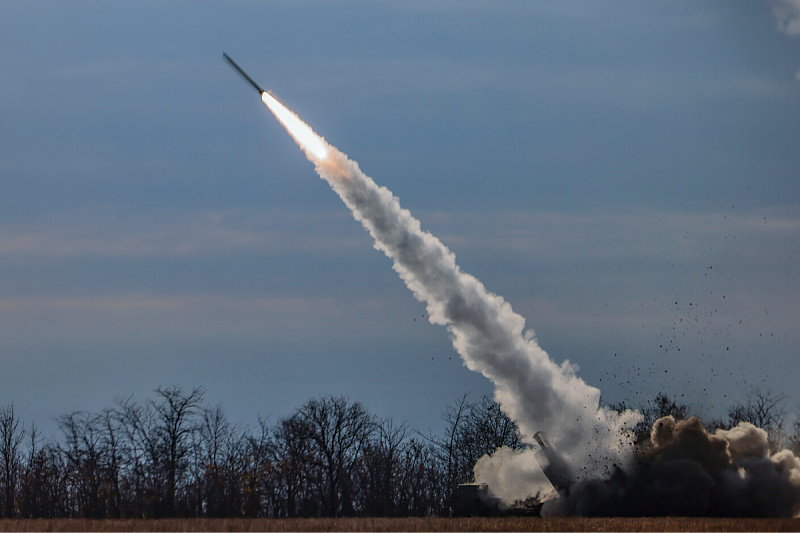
left=0, top=388, right=522, bottom=519
left=1, top=387, right=796, bottom=519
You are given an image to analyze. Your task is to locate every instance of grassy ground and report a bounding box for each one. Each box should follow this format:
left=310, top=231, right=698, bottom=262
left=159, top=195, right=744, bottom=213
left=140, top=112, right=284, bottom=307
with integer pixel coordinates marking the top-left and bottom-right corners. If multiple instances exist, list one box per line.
left=0, top=517, right=798, bottom=532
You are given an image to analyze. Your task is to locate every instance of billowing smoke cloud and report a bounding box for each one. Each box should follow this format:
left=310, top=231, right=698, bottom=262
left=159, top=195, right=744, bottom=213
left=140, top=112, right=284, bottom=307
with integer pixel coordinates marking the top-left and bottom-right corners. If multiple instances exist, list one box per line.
left=542, top=417, right=800, bottom=517
left=473, top=446, right=555, bottom=504
left=310, top=149, right=640, bottom=481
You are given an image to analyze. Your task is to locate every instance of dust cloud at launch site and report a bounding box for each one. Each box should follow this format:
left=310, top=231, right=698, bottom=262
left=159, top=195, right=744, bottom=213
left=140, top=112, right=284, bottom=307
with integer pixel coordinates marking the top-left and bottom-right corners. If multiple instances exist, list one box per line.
left=248, top=73, right=800, bottom=517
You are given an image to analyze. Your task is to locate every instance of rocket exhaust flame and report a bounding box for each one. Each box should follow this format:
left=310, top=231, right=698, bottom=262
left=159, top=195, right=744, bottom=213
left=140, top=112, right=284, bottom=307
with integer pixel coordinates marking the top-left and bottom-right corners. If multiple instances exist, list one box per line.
left=222, top=53, right=328, bottom=161
left=261, top=92, right=329, bottom=162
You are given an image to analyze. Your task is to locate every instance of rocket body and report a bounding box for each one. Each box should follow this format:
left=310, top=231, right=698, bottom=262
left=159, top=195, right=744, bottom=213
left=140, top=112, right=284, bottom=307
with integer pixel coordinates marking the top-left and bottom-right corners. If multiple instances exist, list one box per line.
left=223, top=53, right=266, bottom=95
left=222, top=53, right=329, bottom=161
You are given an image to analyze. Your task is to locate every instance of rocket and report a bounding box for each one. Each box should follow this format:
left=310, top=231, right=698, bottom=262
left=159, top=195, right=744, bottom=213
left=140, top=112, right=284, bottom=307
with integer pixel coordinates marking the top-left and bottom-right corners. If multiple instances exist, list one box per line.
left=223, top=53, right=265, bottom=95
left=224, top=52, right=329, bottom=161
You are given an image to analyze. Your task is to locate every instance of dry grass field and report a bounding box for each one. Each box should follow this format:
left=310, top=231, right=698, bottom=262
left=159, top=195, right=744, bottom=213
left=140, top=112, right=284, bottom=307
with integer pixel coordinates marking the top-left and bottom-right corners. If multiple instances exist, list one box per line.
left=0, top=517, right=798, bottom=532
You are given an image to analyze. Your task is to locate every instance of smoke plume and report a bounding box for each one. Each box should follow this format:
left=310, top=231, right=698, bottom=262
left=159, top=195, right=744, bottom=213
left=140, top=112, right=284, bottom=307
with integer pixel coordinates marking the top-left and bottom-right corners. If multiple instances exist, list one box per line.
left=542, top=416, right=800, bottom=517
left=263, top=93, right=800, bottom=516
left=473, top=446, right=555, bottom=504
left=308, top=148, right=640, bottom=482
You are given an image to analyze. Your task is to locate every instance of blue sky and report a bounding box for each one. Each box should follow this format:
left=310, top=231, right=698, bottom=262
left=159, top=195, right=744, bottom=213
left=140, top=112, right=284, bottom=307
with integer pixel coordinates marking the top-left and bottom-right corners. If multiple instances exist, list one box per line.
left=1, top=1, right=798, bottom=436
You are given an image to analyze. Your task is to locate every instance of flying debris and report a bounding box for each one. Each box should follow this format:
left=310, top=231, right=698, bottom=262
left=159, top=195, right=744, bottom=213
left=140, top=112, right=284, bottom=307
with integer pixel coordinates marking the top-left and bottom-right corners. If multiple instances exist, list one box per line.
left=223, top=52, right=265, bottom=95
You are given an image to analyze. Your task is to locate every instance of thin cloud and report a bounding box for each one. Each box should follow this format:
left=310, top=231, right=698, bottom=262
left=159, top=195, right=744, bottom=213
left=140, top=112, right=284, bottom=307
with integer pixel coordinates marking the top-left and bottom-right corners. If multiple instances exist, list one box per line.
left=774, top=0, right=800, bottom=35
left=0, top=207, right=365, bottom=258
left=0, top=293, right=392, bottom=340
left=772, top=0, right=800, bottom=81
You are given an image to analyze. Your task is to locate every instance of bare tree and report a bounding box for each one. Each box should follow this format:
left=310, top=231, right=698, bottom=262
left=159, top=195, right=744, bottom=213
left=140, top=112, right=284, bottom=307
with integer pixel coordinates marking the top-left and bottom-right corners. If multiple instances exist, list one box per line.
left=356, top=418, right=447, bottom=517
left=728, top=387, right=787, bottom=452
left=197, top=404, right=245, bottom=517
left=610, top=392, right=688, bottom=443
left=357, top=419, right=408, bottom=516
left=115, top=394, right=160, bottom=517
left=273, top=411, right=322, bottom=517
left=241, top=417, right=274, bottom=517
left=728, top=387, right=786, bottom=430
left=114, top=387, right=204, bottom=517
left=150, top=386, right=205, bottom=516
left=294, top=395, right=376, bottom=516
left=439, top=394, right=471, bottom=494
left=0, top=404, right=24, bottom=517
left=98, top=409, right=123, bottom=518
left=464, top=395, right=523, bottom=455
left=19, top=425, right=67, bottom=518
left=394, top=437, right=445, bottom=516
left=57, top=411, right=106, bottom=517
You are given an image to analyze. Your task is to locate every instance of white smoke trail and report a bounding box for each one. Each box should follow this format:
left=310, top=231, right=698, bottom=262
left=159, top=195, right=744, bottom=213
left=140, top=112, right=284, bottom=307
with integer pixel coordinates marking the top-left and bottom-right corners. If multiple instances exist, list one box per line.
left=259, top=92, right=640, bottom=491
left=309, top=148, right=641, bottom=481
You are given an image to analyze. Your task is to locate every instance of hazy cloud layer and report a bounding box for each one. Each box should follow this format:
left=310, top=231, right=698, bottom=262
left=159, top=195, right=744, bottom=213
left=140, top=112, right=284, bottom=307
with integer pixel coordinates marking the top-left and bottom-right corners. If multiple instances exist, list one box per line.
left=774, top=0, right=800, bottom=35
left=2, top=206, right=796, bottom=425
left=0, top=2, right=797, bottom=439
left=772, top=0, right=800, bottom=79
